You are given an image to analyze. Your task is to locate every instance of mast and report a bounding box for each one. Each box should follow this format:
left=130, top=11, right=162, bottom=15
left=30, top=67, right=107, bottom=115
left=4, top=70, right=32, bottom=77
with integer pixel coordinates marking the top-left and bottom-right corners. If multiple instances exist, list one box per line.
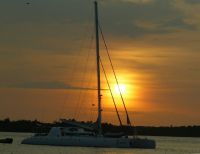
left=94, top=1, right=102, bottom=135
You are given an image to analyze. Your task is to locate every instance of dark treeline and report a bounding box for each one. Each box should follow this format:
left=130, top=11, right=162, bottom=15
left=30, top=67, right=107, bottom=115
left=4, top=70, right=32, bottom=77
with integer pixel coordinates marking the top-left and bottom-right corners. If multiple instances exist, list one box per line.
left=0, top=118, right=200, bottom=137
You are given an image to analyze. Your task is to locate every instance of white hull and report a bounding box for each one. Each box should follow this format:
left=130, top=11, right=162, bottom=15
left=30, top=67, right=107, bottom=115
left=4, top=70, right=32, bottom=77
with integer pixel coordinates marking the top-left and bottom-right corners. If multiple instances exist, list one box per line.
left=21, top=135, right=156, bottom=149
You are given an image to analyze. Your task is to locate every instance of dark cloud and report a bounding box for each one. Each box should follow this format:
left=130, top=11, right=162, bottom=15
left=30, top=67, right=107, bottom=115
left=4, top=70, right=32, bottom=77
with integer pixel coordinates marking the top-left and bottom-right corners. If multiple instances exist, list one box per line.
left=162, top=17, right=196, bottom=30
left=0, top=0, right=92, bottom=24
left=99, top=0, right=196, bottom=38
left=5, top=81, right=97, bottom=90
left=184, top=0, right=200, bottom=4
left=0, top=0, right=196, bottom=40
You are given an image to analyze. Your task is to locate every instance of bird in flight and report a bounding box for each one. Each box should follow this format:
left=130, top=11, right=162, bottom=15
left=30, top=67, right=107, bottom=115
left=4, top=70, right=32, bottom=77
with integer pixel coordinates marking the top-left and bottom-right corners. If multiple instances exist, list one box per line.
left=26, top=2, right=30, bottom=5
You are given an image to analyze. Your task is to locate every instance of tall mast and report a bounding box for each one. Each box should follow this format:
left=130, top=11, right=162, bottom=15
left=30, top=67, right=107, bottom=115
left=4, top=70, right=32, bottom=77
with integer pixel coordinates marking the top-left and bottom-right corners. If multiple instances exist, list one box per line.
left=94, top=1, right=102, bottom=135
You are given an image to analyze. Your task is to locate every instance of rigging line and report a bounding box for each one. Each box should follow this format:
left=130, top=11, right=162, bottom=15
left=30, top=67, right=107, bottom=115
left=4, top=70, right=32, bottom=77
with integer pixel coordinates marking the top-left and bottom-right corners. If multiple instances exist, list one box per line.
left=75, top=33, right=95, bottom=120
left=88, top=55, right=98, bottom=122
left=73, top=6, right=94, bottom=120
left=91, top=93, right=96, bottom=122
left=100, top=58, right=123, bottom=126
left=99, top=24, right=132, bottom=126
left=61, top=22, right=90, bottom=117
left=87, top=59, right=97, bottom=121
left=80, top=46, right=96, bottom=120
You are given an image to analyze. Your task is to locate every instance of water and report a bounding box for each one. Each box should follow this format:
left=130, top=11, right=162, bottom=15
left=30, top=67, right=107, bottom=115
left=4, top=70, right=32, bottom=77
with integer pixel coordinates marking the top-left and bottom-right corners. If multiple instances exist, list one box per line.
left=0, top=132, right=200, bottom=154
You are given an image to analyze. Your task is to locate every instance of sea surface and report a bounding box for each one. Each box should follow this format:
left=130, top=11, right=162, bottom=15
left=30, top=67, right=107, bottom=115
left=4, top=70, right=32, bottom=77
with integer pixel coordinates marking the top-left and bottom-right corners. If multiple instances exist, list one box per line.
left=0, top=132, right=200, bottom=154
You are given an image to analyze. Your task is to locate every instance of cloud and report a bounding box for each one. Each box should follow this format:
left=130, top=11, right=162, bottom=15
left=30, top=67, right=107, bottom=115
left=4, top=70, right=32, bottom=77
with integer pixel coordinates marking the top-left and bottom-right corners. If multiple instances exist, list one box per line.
left=0, top=0, right=92, bottom=24
left=0, top=0, right=199, bottom=58
left=1, top=0, right=195, bottom=38
left=173, top=0, right=200, bottom=28
left=98, top=0, right=197, bottom=39
left=121, top=0, right=154, bottom=4
left=4, top=81, right=97, bottom=90
left=184, top=0, right=200, bottom=4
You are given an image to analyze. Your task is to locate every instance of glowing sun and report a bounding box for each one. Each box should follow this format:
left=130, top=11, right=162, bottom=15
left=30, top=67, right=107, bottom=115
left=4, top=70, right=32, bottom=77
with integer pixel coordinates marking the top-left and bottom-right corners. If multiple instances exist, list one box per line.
left=114, top=84, right=126, bottom=95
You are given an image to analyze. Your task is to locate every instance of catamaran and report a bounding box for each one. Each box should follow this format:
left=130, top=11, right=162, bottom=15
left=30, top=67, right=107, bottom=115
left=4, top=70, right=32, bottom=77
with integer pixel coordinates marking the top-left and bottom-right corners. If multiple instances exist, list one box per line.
left=21, top=1, right=156, bottom=149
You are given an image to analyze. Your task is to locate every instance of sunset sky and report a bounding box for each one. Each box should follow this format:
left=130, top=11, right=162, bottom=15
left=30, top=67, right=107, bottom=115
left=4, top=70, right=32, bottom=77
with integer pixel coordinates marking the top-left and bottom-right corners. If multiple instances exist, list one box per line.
left=0, top=0, right=200, bottom=126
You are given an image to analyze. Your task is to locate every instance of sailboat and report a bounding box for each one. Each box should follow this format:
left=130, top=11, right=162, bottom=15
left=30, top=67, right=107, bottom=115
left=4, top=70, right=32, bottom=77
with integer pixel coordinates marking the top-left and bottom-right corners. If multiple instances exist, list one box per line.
left=21, top=1, right=156, bottom=149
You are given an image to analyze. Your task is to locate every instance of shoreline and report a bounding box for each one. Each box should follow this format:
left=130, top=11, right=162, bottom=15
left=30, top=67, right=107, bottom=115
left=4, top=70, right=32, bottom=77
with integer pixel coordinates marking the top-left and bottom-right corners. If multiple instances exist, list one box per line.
left=1, top=119, right=200, bottom=138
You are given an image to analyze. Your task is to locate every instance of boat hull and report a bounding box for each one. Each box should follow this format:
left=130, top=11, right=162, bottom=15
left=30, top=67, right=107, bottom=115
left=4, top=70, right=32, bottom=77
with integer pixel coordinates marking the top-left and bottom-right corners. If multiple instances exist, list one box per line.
left=21, top=136, right=155, bottom=149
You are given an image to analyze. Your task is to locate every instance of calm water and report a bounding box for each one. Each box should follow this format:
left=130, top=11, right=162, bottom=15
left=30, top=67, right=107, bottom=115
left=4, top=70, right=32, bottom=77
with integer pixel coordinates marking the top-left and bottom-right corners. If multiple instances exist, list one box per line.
left=0, top=132, right=200, bottom=154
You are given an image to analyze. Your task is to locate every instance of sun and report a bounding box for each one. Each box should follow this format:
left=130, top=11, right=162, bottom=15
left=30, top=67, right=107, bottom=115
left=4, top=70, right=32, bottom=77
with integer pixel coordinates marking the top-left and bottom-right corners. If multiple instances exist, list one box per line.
left=114, top=84, right=126, bottom=95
